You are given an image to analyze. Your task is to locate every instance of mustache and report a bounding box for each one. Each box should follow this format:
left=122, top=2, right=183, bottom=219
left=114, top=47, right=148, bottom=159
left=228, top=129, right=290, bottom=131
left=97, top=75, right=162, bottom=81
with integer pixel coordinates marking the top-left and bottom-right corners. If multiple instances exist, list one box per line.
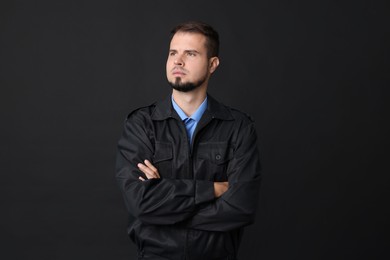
left=171, top=67, right=188, bottom=73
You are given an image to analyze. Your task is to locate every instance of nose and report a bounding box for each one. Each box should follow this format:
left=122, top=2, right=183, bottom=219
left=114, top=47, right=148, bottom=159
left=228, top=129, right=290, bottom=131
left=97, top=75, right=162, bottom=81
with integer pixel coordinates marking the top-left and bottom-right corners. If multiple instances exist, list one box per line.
left=174, top=56, right=184, bottom=66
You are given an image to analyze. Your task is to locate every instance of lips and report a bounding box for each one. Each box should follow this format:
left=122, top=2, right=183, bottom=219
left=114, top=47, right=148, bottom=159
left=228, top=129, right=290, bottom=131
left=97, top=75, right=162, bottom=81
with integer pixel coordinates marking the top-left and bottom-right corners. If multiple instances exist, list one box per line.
left=173, top=71, right=185, bottom=76
left=172, top=67, right=187, bottom=76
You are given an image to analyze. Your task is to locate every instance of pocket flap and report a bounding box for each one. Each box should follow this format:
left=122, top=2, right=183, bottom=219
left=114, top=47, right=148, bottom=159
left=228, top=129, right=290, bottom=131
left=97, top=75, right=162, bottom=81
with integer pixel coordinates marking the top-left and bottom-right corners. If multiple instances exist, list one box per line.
left=153, top=142, right=173, bottom=163
left=198, top=142, right=233, bottom=165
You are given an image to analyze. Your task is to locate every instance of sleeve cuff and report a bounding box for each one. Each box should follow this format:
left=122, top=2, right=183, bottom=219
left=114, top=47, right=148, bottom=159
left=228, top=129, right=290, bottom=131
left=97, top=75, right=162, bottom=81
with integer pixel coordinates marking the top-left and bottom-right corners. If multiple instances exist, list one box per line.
left=194, top=180, right=215, bottom=205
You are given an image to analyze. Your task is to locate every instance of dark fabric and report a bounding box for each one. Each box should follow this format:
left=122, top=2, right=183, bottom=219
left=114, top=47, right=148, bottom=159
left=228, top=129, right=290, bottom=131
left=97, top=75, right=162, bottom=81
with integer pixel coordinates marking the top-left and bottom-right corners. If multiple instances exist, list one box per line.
left=116, top=94, right=261, bottom=260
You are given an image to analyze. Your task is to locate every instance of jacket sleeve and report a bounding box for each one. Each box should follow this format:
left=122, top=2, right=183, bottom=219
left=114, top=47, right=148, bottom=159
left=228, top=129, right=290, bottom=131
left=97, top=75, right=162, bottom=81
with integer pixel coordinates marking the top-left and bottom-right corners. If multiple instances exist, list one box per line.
left=187, top=122, right=262, bottom=232
left=115, top=113, right=215, bottom=225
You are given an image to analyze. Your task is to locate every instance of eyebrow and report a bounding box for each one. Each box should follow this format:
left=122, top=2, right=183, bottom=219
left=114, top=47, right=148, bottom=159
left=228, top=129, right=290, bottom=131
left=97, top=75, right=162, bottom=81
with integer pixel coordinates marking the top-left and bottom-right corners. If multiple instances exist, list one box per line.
left=169, top=49, right=201, bottom=54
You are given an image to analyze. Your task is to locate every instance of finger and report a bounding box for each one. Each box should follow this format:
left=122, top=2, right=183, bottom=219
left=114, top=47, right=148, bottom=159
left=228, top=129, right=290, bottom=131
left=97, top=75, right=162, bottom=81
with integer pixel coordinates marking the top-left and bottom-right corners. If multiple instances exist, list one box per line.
left=144, top=160, right=158, bottom=171
left=138, top=161, right=159, bottom=179
left=137, top=163, right=158, bottom=179
left=137, top=163, right=154, bottom=178
left=139, top=176, right=145, bottom=181
left=144, top=160, right=160, bottom=178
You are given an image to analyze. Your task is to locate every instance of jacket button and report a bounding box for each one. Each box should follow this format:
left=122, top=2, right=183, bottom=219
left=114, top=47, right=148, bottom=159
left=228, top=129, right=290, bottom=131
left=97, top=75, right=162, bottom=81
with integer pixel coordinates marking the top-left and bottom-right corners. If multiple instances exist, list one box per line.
left=215, top=154, right=222, bottom=160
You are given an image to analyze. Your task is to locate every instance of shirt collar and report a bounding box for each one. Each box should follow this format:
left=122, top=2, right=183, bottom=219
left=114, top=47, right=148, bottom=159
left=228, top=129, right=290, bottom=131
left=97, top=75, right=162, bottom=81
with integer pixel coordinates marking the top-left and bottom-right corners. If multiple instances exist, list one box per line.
left=171, top=95, right=208, bottom=122
left=151, top=93, right=234, bottom=121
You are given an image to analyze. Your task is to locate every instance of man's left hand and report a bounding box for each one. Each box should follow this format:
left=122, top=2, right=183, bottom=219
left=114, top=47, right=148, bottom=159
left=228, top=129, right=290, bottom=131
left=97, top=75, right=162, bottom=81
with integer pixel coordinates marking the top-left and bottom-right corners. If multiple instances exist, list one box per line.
left=137, top=159, right=160, bottom=181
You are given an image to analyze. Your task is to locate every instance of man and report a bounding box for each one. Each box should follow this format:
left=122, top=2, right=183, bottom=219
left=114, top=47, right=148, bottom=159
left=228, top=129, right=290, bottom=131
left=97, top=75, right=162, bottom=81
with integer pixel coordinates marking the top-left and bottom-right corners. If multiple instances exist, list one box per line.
left=116, top=21, right=261, bottom=260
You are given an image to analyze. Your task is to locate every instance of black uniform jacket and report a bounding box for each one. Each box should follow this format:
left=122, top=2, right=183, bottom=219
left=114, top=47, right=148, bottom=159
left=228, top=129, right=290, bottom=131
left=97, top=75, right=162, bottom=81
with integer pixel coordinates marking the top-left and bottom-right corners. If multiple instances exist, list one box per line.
left=116, top=94, right=261, bottom=260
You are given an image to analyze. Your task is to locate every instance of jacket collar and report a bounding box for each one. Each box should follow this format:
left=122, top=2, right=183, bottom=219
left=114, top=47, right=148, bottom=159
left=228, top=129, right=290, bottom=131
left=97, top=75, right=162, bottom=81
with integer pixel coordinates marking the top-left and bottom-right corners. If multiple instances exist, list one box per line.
left=151, top=93, right=234, bottom=121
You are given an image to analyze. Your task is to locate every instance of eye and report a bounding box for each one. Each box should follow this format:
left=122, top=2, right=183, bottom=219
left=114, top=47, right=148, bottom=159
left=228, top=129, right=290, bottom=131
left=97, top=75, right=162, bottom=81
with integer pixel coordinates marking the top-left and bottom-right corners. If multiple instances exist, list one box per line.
left=169, top=51, right=176, bottom=56
left=187, top=52, right=196, bottom=57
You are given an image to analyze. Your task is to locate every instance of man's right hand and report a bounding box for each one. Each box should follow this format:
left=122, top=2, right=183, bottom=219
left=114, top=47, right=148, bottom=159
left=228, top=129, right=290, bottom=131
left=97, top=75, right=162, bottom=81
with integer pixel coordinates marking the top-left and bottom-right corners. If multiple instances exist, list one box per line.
left=214, top=182, right=229, bottom=198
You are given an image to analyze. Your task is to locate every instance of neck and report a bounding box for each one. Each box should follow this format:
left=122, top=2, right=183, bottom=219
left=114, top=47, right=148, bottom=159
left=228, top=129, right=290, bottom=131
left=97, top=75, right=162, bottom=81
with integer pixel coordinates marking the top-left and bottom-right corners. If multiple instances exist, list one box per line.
left=172, top=87, right=207, bottom=117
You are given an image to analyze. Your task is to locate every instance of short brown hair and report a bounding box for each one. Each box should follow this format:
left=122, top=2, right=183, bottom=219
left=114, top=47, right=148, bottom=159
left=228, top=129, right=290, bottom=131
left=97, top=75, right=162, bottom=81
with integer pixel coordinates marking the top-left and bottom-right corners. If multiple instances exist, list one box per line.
left=170, top=21, right=219, bottom=58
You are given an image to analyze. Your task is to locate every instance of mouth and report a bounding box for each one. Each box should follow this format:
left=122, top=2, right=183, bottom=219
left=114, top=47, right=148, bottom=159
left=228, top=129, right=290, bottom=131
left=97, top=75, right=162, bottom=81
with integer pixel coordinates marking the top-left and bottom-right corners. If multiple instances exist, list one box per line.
left=172, top=68, right=186, bottom=76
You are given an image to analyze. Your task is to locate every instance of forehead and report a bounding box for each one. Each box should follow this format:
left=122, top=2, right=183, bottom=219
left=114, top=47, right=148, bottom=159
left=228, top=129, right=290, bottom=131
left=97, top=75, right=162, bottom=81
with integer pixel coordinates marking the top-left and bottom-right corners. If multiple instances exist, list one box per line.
left=169, top=32, right=207, bottom=51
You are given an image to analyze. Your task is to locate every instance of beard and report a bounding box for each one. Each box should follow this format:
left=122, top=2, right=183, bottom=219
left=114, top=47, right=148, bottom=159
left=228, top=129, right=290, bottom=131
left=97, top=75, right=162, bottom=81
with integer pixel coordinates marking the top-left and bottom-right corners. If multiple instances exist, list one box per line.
left=168, top=76, right=207, bottom=93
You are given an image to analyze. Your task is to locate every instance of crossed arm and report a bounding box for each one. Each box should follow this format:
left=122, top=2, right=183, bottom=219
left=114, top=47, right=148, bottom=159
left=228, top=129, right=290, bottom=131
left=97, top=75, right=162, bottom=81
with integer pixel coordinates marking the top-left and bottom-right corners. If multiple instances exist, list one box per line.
left=116, top=115, right=261, bottom=231
left=137, top=159, right=229, bottom=198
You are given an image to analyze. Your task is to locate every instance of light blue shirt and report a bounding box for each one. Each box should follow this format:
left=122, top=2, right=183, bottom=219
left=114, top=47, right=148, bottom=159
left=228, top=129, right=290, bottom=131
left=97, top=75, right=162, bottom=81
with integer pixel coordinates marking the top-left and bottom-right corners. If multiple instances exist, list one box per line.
left=172, top=96, right=208, bottom=143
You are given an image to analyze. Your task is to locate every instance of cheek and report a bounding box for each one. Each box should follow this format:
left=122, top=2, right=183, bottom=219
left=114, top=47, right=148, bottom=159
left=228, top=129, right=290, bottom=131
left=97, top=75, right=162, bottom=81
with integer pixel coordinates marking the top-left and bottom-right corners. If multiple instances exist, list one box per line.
left=166, top=60, right=172, bottom=75
left=166, top=59, right=170, bottom=70
left=194, top=63, right=209, bottom=77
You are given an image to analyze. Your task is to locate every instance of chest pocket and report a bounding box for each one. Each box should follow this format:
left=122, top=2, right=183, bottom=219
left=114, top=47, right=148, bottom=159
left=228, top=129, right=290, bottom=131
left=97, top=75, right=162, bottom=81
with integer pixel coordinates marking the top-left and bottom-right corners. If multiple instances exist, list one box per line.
left=153, top=142, right=173, bottom=178
left=197, top=142, right=234, bottom=181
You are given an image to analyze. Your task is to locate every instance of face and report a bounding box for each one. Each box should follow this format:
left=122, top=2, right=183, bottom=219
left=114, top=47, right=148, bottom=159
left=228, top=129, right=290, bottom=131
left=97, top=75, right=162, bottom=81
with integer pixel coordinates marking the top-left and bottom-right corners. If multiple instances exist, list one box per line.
left=166, top=32, right=219, bottom=92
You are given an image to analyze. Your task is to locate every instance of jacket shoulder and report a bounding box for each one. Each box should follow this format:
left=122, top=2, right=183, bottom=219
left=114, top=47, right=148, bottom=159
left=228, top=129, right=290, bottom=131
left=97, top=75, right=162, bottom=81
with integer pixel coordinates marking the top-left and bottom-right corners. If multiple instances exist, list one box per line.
left=227, top=107, right=255, bottom=124
left=125, top=102, right=157, bottom=121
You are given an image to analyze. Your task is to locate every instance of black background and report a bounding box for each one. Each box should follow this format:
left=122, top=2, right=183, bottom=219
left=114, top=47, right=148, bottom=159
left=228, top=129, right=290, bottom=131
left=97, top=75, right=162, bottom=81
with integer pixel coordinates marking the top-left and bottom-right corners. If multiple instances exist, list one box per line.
left=1, top=0, right=389, bottom=259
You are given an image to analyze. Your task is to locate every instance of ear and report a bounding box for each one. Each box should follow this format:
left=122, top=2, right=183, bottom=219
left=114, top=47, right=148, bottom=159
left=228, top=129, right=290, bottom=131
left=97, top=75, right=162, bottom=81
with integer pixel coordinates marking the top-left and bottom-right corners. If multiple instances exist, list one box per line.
left=209, top=57, right=220, bottom=74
